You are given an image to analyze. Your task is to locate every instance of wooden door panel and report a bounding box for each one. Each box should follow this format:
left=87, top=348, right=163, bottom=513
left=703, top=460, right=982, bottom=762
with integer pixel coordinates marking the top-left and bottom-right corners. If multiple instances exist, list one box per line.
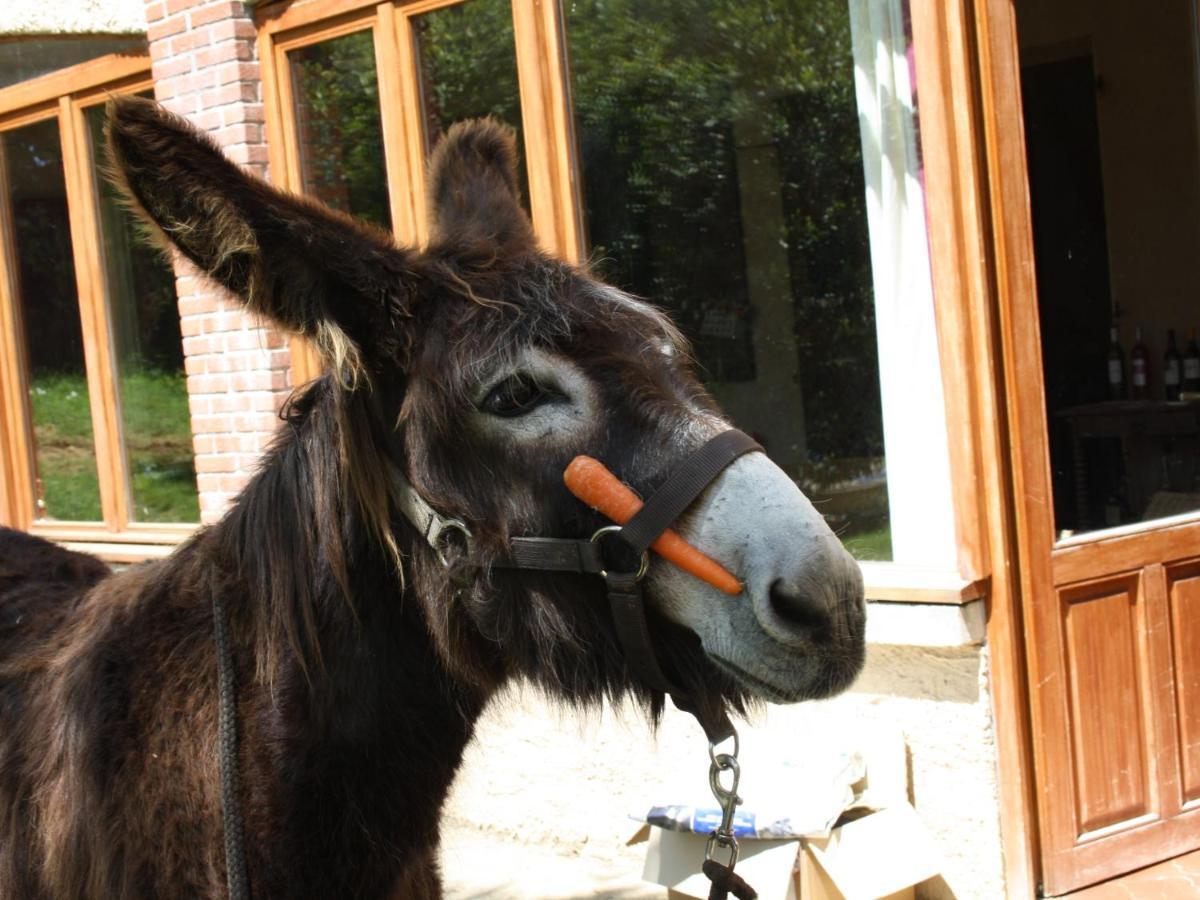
left=1062, top=575, right=1153, bottom=833
left=1168, top=562, right=1200, bottom=806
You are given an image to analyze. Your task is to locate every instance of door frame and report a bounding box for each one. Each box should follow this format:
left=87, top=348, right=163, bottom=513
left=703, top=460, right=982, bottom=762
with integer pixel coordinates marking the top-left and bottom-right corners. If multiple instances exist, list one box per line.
left=970, top=0, right=1200, bottom=894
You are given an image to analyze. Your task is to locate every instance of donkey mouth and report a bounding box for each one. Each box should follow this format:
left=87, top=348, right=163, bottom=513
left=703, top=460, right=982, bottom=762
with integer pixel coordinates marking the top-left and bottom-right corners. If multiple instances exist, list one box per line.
left=708, top=650, right=861, bottom=704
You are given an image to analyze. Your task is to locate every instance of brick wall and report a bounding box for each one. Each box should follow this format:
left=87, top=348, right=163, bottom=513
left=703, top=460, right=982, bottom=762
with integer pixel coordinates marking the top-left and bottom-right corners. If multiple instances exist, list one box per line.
left=143, top=0, right=292, bottom=523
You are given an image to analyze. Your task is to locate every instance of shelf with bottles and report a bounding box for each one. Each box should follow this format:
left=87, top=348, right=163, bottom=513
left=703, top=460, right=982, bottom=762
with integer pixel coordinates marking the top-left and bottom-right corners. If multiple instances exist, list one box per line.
left=1107, top=323, right=1200, bottom=403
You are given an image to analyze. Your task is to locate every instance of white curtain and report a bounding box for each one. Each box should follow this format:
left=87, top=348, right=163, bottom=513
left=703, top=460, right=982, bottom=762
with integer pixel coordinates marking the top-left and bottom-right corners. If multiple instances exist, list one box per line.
left=849, top=0, right=957, bottom=568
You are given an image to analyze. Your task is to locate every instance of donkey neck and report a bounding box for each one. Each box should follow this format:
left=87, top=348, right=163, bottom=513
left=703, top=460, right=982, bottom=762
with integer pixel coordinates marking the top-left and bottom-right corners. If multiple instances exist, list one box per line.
left=205, top=410, right=495, bottom=895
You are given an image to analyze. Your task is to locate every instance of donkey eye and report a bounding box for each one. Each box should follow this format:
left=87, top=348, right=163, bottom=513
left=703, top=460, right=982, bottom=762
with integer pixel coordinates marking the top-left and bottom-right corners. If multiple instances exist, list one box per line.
left=481, top=374, right=554, bottom=417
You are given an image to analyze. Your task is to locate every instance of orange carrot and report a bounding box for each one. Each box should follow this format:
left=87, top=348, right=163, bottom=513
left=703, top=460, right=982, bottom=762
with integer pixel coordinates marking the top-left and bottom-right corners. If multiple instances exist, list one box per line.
left=563, top=456, right=742, bottom=595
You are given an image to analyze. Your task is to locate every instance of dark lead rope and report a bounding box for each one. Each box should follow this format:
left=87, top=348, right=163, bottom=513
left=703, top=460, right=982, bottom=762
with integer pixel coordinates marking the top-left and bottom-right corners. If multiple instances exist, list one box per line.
left=212, top=590, right=249, bottom=900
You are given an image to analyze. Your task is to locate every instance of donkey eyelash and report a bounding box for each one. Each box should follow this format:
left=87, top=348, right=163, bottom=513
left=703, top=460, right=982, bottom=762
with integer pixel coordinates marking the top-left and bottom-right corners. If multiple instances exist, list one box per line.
left=478, top=373, right=562, bottom=417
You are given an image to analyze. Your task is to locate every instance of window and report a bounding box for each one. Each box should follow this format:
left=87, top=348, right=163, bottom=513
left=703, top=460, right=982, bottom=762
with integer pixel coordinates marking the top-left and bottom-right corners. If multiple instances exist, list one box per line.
left=257, top=0, right=957, bottom=573
left=565, top=0, right=900, bottom=557
left=0, top=51, right=199, bottom=540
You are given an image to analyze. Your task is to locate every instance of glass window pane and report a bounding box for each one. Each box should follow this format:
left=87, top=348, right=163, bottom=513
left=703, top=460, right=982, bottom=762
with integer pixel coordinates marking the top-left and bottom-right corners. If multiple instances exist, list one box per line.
left=289, top=30, right=390, bottom=230
left=1, top=118, right=101, bottom=521
left=0, top=36, right=146, bottom=90
left=412, top=0, right=526, bottom=202
left=564, top=0, right=894, bottom=559
left=1015, top=1, right=1200, bottom=537
left=85, top=101, right=199, bottom=524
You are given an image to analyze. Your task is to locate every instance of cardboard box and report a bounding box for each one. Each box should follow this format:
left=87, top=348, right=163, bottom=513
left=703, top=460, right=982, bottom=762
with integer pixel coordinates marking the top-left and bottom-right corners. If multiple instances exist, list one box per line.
left=632, top=800, right=940, bottom=900
left=629, top=727, right=941, bottom=899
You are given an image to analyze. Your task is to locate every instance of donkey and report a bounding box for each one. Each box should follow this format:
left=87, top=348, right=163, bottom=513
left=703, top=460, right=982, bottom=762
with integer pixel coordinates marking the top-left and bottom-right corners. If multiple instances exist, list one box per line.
left=0, top=95, right=865, bottom=899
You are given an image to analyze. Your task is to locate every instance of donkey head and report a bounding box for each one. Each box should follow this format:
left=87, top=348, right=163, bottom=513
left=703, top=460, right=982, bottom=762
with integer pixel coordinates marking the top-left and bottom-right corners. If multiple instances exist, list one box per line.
left=107, top=96, right=865, bottom=718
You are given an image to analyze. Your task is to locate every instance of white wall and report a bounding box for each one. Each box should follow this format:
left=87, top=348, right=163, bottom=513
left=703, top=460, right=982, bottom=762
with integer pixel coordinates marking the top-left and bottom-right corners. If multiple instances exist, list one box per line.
left=0, top=0, right=146, bottom=34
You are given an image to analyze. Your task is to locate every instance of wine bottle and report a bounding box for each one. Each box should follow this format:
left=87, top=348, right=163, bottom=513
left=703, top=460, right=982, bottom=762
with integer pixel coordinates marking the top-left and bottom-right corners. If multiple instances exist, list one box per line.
left=1130, top=326, right=1150, bottom=400
left=1107, top=325, right=1125, bottom=400
left=1164, top=328, right=1183, bottom=401
left=1183, top=327, right=1200, bottom=398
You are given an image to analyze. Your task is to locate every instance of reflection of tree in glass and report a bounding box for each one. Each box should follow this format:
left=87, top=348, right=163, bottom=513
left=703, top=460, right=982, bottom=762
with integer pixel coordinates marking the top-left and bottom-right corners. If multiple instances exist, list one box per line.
left=3, top=120, right=104, bottom=521
left=413, top=0, right=527, bottom=204
left=566, top=0, right=883, bottom=468
left=87, top=100, right=200, bottom=523
left=291, top=31, right=390, bottom=230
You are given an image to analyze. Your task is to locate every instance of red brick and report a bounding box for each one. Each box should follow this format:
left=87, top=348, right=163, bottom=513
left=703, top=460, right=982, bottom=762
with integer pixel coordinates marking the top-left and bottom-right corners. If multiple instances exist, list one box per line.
left=190, top=374, right=233, bottom=394
left=204, top=81, right=258, bottom=109
left=145, top=1, right=168, bottom=22
left=209, top=18, right=256, bottom=43
left=214, top=434, right=257, bottom=453
left=190, top=1, right=245, bottom=29
left=224, top=143, right=269, bottom=167
left=196, top=41, right=254, bottom=69
left=182, top=335, right=218, bottom=356
left=167, top=0, right=205, bottom=15
left=196, top=473, right=221, bottom=493
left=219, top=101, right=263, bottom=127
left=169, top=25, right=216, bottom=56
left=173, top=69, right=219, bottom=97
left=147, top=13, right=187, bottom=43
left=218, top=474, right=252, bottom=493
left=213, top=60, right=259, bottom=85
left=195, top=454, right=239, bottom=474
left=190, top=108, right=222, bottom=132
left=214, top=122, right=263, bottom=146
left=152, top=54, right=193, bottom=80
left=149, top=39, right=172, bottom=62
left=159, top=93, right=200, bottom=117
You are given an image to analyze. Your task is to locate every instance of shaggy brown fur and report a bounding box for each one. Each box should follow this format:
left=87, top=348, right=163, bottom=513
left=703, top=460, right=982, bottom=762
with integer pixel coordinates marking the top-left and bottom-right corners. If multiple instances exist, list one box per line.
left=0, top=97, right=796, bottom=898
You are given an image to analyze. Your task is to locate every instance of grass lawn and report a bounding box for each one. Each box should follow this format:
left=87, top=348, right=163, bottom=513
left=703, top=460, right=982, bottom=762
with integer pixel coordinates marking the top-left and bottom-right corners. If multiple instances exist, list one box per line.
left=29, top=370, right=199, bottom=523
left=843, top=524, right=893, bottom=561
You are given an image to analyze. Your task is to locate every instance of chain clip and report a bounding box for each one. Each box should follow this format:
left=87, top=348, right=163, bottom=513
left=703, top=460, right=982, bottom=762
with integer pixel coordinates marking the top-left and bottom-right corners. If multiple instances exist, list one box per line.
left=704, top=728, right=743, bottom=870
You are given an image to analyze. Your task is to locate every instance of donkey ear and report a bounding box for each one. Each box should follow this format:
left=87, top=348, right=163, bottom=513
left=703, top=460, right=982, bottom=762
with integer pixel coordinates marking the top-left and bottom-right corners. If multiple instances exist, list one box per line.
left=105, top=94, right=420, bottom=371
left=426, top=118, right=535, bottom=254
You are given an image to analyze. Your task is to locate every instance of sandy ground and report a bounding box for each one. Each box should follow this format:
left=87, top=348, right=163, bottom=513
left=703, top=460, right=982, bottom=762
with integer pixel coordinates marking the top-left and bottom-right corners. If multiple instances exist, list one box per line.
left=441, top=826, right=666, bottom=900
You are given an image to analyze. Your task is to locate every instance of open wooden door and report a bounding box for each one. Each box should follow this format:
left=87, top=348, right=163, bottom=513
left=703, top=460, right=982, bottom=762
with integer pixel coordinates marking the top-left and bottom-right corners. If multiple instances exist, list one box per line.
left=978, top=0, right=1200, bottom=894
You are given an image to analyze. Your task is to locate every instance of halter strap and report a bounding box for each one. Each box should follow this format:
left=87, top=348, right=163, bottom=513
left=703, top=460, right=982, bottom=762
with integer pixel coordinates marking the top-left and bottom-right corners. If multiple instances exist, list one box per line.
left=392, top=429, right=762, bottom=742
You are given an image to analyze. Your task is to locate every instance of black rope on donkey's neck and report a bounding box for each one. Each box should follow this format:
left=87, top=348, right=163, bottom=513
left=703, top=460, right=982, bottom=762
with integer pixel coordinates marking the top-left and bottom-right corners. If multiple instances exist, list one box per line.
left=213, top=589, right=250, bottom=900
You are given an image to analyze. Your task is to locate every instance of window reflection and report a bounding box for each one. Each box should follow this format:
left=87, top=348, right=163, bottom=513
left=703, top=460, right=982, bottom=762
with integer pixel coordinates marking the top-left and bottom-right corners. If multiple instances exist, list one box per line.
left=86, top=101, right=199, bottom=523
left=290, top=30, right=390, bottom=230
left=1, top=118, right=102, bottom=521
left=564, top=0, right=894, bottom=559
left=412, top=0, right=527, bottom=203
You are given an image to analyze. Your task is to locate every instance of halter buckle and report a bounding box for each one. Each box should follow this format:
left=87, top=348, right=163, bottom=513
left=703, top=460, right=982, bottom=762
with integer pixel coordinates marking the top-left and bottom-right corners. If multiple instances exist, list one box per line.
left=429, top=516, right=473, bottom=568
left=591, top=525, right=649, bottom=580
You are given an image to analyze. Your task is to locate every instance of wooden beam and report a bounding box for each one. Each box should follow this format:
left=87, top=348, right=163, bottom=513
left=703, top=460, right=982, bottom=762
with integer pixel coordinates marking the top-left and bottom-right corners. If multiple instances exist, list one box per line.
left=0, top=51, right=151, bottom=119
left=910, top=0, right=1040, bottom=895
left=0, top=130, right=36, bottom=527
left=59, top=95, right=127, bottom=528
left=511, top=0, right=582, bottom=260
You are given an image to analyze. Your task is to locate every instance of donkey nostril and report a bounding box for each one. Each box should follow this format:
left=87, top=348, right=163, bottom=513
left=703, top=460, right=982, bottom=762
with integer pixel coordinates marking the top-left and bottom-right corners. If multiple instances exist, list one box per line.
left=768, top=579, right=831, bottom=637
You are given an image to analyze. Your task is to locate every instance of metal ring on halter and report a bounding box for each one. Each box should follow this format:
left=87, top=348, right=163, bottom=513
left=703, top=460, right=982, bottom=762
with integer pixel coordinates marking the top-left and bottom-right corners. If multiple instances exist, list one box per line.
left=429, top=517, right=473, bottom=568
left=591, top=525, right=649, bottom=581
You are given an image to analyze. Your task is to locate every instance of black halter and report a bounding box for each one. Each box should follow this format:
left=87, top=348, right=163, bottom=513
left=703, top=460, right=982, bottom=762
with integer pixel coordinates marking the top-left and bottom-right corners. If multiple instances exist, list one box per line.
left=392, top=428, right=762, bottom=743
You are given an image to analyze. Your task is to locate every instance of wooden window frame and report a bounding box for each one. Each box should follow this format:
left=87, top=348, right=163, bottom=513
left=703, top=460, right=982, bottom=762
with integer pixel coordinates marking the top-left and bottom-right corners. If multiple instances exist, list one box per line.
left=0, top=51, right=198, bottom=548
